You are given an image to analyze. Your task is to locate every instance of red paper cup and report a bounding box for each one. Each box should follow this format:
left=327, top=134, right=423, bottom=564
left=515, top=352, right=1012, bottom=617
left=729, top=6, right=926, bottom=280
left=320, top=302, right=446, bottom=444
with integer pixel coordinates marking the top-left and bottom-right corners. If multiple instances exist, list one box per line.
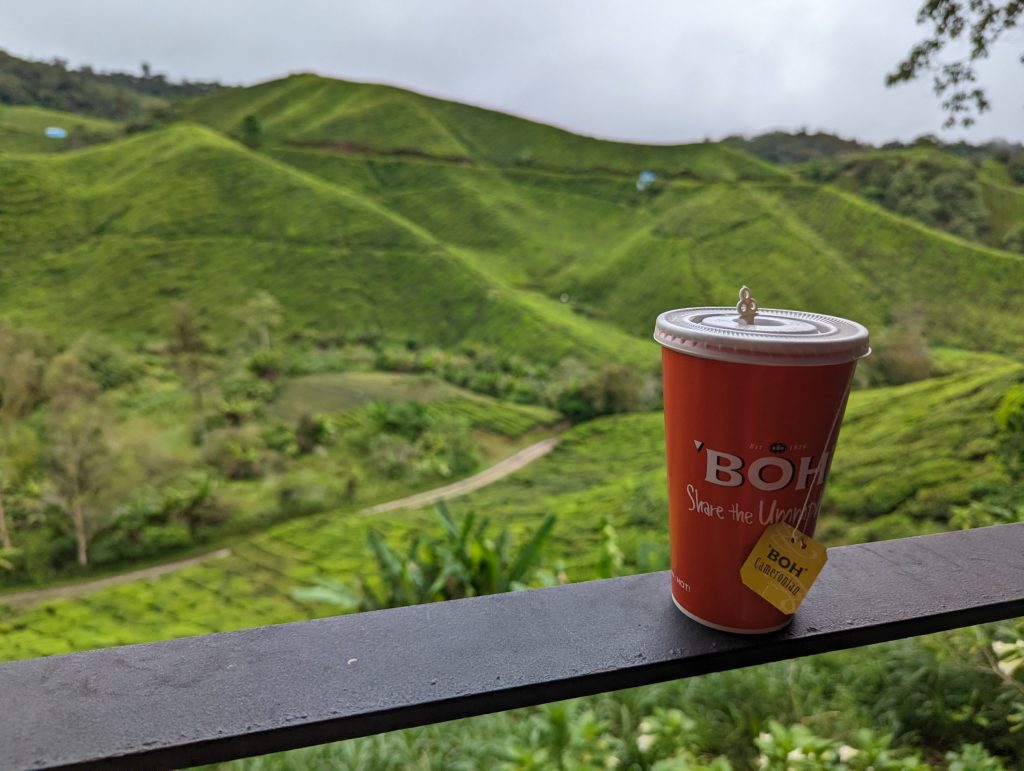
left=654, top=291, right=869, bottom=633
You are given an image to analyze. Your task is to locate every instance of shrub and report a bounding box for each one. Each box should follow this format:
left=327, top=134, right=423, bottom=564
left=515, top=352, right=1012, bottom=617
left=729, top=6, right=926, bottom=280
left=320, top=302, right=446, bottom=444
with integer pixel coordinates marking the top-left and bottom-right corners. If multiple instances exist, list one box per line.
left=214, top=372, right=278, bottom=426
left=246, top=349, right=283, bottom=381
left=88, top=482, right=218, bottom=566
left=556, top=363, right=642, bottom=422
left=294, top=503, right=557, bottom=611
left=995, top=384, right=1024, bottom=479
left=367, top=434, right=420, bottom=478
left=162, top=474, right=223, bottom=537
left=204, top=426, right=272, bottom=480
left=91, top=522, right=192, bottom=566
left=295, top=413, right=334, bottom=455
left=68, top=333, right=140, bottom=390
left=1007, top=152, right=1024, bottom=185
left=262, top=421, right=296, bottom=454
left=415, top=415, right=478, bottom=478
left=1002, top=225, right=1024, bottom=254
left=367, top=401, right=431, bottom=441
left=272, top=468, right=355, bottom=519
left=863, top=322, right=932, bottom=386
left=946, top=743, right=1008, bottom=771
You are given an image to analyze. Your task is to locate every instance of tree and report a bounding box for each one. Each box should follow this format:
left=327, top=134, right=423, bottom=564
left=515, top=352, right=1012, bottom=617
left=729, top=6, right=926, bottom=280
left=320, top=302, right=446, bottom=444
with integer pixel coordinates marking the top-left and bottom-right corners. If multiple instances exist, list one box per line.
left=242, top=290, right=283, bottom=350
left=43, top=353, right=110, bottom=567
left=168, top=301, right=213, bottom=445
left=241, top=114, right=263, bottom=149
left=0, top=327, right=46, bottom=550
left=888, top=1, right=1024, bottom=127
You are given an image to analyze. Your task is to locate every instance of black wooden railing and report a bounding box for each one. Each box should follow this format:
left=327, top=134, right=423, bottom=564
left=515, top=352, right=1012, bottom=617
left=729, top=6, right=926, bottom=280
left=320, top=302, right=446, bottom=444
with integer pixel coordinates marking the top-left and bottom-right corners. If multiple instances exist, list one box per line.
left=2, top=523, right=1023, bottom=770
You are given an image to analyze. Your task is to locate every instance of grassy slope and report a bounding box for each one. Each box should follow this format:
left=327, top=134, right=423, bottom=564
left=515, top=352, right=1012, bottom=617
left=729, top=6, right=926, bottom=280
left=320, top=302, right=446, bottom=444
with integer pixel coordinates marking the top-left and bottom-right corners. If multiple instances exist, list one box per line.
left=0, top=123, right=650, bottom=367
left=182, top=75, right=1024, bottom=354
left=182, top=74, right=785, bottom=178
left=4, top=74, right=1022, bottom=362
left=0, top=105, right=120, bottom=153
left=1, top=360, right=1016, bottom=662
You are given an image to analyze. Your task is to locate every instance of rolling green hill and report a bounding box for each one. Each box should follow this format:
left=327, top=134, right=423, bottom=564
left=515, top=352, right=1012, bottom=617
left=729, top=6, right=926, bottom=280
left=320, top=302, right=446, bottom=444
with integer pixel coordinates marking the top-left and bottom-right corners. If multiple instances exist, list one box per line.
left=182, top=73, right=785, bottom=179
left=186, top=75, right=1024, bottom=351
left=0, top=123, right=650, bottom=366
left=3, top=72, right=1022, bottom=364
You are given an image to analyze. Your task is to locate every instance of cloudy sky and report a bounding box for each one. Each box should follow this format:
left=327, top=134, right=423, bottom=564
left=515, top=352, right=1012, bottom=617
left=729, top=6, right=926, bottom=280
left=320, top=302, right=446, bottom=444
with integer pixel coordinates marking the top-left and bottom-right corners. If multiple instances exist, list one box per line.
left=3, top=0, right=1022, bottom=144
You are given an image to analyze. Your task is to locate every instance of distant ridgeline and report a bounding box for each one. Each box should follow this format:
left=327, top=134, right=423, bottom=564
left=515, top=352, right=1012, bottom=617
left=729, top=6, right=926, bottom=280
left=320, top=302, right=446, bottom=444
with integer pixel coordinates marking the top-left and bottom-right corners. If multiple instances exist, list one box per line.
left=0, top=49, right=226, bottom=122
left=725, top=129, right=1022, bottom=166
left=0, top=60, right=1023, bottom=360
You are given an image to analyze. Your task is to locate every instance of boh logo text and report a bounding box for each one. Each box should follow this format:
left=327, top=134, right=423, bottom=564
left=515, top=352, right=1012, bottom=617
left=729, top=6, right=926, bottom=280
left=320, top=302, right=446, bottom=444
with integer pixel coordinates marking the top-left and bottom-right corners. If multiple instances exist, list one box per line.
left=693, top=440, right=829, bottom=492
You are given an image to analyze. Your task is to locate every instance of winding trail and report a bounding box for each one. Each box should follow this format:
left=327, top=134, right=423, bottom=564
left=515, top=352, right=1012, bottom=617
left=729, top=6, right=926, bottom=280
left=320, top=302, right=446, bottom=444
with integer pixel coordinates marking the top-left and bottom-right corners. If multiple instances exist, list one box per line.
left=0, top=436, right=561, bottom=610
left=359, top=436, right=560, bottom=515
left=0, top=549, right=232, bottom=610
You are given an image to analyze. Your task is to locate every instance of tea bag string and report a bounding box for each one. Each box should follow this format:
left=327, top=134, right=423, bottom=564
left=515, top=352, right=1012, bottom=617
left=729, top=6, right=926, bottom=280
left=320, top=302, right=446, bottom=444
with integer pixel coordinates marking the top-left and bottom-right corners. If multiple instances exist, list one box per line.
left=788, top=373, right=855, bottom=541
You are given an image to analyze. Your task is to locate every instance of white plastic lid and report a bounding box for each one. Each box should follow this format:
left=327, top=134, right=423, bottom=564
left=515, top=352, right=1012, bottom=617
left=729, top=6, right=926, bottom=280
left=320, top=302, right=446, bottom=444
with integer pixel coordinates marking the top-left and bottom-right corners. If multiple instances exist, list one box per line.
left=654, top=287, right=870, bottom=367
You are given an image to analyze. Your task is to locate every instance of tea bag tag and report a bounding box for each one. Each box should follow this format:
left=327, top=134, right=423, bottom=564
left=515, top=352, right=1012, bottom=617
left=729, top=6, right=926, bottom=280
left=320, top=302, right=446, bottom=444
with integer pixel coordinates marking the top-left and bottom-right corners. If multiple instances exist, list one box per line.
left=739, top=523, right=827, bottom=615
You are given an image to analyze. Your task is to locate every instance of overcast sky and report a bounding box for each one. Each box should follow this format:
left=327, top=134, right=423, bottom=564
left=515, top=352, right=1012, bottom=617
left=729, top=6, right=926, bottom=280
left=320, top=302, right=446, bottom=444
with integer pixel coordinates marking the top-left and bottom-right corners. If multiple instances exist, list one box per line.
left=3, top=0, right=1022, bottom=145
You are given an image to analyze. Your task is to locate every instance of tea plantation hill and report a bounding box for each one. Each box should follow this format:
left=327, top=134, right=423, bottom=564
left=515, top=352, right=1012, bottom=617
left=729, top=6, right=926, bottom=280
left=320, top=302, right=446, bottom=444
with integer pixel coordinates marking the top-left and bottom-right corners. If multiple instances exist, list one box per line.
left=0, top=123, right=647, bottom=368
left=0, top=348, right=1017, bottom=662
left=2, top=71, right=1023, bottom=359
left=182, top=73, right=1024, bottom=352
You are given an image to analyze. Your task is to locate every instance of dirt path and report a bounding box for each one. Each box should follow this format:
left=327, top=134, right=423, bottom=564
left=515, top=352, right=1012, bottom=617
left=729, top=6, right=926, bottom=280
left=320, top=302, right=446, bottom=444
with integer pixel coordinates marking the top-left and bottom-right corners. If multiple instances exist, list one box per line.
left=360, top=436, right=560, bottom=515
left=0, top=548, right=232, bottom=610
left=0, top=436, right=562, bottom=609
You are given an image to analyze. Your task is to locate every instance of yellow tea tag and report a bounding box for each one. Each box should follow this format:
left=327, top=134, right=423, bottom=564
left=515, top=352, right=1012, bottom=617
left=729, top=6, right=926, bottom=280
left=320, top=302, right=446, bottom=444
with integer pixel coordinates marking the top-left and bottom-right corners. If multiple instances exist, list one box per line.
left=740, top=523, right=827, bottom=615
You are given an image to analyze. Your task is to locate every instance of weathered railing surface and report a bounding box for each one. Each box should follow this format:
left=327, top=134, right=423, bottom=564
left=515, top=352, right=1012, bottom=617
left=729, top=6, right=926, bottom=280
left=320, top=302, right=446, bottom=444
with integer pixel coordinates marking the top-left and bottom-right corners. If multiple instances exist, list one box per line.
left=2, top=523, right=1023, bottom=770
